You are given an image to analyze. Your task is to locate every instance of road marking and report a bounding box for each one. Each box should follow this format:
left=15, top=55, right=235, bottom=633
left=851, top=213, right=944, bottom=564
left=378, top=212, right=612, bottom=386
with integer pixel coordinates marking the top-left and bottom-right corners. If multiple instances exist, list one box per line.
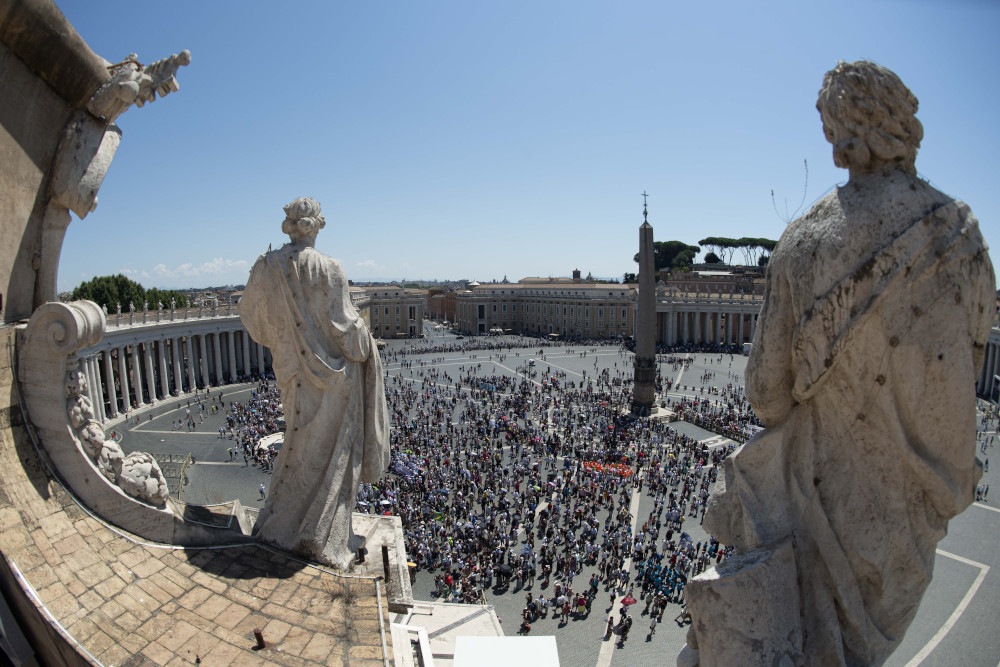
left=904, top=549, right=990, bottom=666
left=534, top=359, right=584, bottom=378
left=670, top=353, right=692, bottom=394
left=972, top=502, right=1000, bottom=514
left=595, top=486, right=643, bottom=667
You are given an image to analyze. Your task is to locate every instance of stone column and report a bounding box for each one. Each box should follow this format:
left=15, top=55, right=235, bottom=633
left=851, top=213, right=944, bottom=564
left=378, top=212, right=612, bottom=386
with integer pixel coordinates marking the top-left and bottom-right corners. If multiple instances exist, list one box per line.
left=172, top=338, right=183, bottom=395
left=227, top=330, right=237, bottom=383
left=256, top=343, right=264, bottom=374
left=986, top=342, right=997, bottom=394
left=989, top=344, right=999, bottom=397
left=750, top=312, right=757, bottom=342
left=117, top=346, right=131, bottom=411
left=693, top=311, right=701, bottom=344
left=80, top=355, right=96, bottom=417
left=185, top=337, right=196, bottom=391
left=681, top=311, right=689, bottom=344
left=85, top=355, right=104, bottom=422
left=130, top=345, right=145, bottom=406
left=199, top=334, right=210, bottom=387
left=977, top=343, right=989, bottom=392
left=212, top=333, right=224, bottom=385
left=158, top=339, right=170, bottom=398
left=143, top=342, right=157, bottom=403
left=241, top=331, right=251, bottom=379
left=102, top=350, right=119, bottom=418
left=726, top=312, right=734, bottom=345
left=984, top=342, right=996, bottom=394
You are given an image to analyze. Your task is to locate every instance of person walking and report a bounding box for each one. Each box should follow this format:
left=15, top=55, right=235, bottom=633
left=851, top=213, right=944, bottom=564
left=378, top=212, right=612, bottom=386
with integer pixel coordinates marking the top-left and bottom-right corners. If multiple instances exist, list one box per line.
left=258, top=483, right=266, bottom=500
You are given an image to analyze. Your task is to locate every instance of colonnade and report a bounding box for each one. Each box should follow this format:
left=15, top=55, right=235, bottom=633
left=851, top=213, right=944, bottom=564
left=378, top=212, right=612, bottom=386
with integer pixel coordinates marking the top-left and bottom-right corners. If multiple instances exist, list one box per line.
left=656, top=308, right=758, bottom=346
left=976, top=330, right=1000, bottom=397
left=75, top=325, right=271, bottom=422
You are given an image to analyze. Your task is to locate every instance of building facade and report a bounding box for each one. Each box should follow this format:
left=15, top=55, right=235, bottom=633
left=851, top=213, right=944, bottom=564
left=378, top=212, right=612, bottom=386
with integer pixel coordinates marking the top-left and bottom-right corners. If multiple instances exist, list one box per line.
left=364, top=288, right=425, bottom=339
left=455, top=283, right=635, bottom=338
left=453, top=281, right=766, bottom=344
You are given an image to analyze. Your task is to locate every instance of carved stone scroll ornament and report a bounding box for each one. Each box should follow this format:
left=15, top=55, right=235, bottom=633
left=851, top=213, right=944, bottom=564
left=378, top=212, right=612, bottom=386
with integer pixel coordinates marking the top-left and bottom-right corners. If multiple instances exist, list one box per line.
left=86, top=51, right=192, bottom=124
left=19, top=301, right=169, bottom=511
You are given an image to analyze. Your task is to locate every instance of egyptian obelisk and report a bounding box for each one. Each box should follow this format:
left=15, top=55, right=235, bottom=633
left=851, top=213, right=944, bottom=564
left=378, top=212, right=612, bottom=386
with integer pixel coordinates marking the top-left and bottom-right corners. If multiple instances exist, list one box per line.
left=632, top=194, right=656, bottom=413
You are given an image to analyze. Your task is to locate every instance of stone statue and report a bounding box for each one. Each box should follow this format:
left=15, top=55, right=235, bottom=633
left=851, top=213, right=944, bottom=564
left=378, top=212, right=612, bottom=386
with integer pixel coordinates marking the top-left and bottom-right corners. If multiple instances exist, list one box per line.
left=87, top=50, right=191, bottom=124
left=116, top=302, right=121, bottom=316
left=129, top=301, right=134, bottom=313
left=170, top=297, right=175, bottom=310
left=143, top=300, right=148, bottom=312
left=680, top=61, right=995, bottom=666
left=239, top=197, right=390, bottom=569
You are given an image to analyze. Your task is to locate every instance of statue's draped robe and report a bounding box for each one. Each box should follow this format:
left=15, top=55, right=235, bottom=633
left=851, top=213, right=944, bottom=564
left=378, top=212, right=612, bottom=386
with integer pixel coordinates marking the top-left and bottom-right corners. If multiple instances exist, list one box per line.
left=704, top=177, right=994, bottom=665
left=240, top=244, right=389, bottom=568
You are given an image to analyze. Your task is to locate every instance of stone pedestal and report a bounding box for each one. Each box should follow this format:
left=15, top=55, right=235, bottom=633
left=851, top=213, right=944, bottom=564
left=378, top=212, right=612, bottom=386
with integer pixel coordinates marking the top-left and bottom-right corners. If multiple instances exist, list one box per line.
left=685, top=539, right=803, bottom=666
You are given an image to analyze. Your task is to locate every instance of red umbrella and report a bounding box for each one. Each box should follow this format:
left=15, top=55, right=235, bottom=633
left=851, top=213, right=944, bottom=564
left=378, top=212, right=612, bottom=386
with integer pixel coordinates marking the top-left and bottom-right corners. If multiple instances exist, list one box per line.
left=622, top=596, right=637, bottom=606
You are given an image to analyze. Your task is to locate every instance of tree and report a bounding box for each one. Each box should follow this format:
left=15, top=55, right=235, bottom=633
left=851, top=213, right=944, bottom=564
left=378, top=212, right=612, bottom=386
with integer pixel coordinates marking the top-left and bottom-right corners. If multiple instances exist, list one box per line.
left=735, top=237, right=779, bottom=266
left=70, top=274, right=188, bottom=312
left=704, top=252, right=722, bottom=264
left=623, top=272, right=637, bottom=284
left=633, top=241, right=701, bottom=273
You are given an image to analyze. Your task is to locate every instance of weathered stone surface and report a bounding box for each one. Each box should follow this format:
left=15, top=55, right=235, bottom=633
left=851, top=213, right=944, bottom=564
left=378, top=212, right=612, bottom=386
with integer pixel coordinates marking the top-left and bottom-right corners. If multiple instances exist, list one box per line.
left=118, top=452, right=169, bottom=505
left=682, top=61, right=995, bottom=666
left=240, top=198, right=390, bottom=570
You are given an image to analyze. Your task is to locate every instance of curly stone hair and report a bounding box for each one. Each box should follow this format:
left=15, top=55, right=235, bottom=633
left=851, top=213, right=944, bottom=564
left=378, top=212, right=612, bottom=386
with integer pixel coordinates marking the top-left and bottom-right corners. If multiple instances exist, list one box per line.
left=281, top=197, right=326, bottom=241
left=816, top=60, right=923, bottom=176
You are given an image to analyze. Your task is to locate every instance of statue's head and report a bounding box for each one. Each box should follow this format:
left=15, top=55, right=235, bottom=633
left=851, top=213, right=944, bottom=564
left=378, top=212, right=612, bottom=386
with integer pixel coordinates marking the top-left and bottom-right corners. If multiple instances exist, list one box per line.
left=281, top=197, right=326, bottom=244
left=817, top=60, right=923, bottom=178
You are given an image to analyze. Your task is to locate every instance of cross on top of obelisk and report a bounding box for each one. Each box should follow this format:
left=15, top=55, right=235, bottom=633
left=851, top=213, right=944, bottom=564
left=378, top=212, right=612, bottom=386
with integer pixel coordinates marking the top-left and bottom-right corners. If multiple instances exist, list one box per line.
left=642, top=191, right=650, bottom=225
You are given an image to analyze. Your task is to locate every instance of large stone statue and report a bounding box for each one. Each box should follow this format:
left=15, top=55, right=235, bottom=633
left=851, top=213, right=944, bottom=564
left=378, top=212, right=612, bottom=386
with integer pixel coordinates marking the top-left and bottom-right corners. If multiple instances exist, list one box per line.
left=680, top=61, right=995, bottom=666
left=240, top=197, right=390, bottom=569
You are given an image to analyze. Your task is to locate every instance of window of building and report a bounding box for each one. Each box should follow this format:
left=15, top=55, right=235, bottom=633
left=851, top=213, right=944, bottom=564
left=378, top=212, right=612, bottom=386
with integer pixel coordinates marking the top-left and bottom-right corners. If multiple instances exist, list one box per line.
left=502, top=303, right=507, bottom=312
left=622, top=308, right=628, bottom=319
left=384, top=307, right=389, bottom=315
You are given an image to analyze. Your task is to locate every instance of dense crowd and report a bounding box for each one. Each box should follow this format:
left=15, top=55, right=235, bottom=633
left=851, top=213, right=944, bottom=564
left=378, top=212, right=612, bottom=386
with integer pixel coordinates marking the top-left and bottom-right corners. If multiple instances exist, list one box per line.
left=351, top=340, right=752, bottom=635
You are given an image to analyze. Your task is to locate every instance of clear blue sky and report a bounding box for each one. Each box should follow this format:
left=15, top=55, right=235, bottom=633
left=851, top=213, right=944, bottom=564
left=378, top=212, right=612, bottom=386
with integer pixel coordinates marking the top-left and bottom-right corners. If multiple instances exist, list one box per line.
left=57, top=0, right=1000, bottom=290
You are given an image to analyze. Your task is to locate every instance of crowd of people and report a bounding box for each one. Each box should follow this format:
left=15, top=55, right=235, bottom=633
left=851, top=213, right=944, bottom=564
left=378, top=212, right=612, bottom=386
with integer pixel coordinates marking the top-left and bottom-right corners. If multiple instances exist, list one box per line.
left=215, top=380, right=283, bottom=472
left=351, top=338, right=756, bottom=640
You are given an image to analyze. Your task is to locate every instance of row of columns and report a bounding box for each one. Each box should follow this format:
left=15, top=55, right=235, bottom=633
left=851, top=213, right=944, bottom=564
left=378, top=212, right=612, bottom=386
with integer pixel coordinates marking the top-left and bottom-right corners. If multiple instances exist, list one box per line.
left=977, top=337, right=1000, bottom=396
left=75, top=329, right=271, bottom=422
left=657, top=310, right=757, bottom=346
